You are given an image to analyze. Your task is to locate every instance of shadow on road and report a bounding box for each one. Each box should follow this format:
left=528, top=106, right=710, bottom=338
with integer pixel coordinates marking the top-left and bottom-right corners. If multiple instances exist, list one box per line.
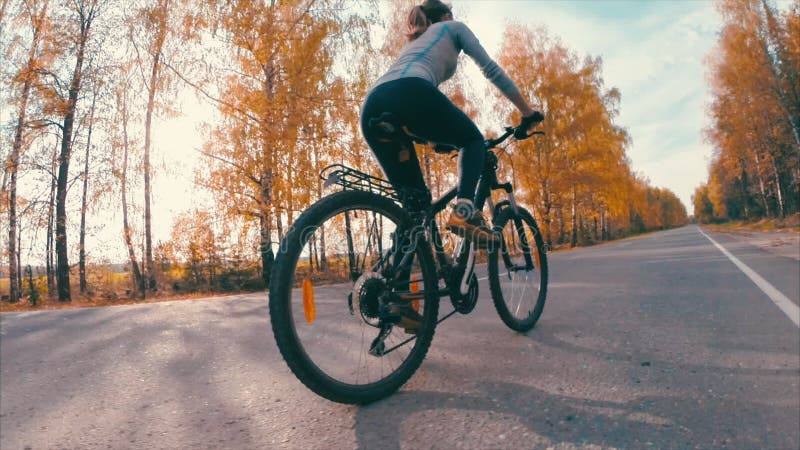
left=353, top=321, right=798, bottom=450
left=353, top=376, right=796, bottom=449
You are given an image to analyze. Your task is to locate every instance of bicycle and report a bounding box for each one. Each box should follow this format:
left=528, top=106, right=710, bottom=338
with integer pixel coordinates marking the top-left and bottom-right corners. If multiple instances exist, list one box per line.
left=269, top=117, right=548, bottom=404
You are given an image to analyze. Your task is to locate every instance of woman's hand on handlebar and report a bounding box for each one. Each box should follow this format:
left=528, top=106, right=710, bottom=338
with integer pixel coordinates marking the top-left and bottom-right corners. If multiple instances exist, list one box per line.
left=514, top=111, right=545, bottom=139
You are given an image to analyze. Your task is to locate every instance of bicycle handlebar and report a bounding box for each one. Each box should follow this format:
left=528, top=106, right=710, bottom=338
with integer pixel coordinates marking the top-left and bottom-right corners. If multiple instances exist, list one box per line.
left=486, top=111, right=545, bottom=149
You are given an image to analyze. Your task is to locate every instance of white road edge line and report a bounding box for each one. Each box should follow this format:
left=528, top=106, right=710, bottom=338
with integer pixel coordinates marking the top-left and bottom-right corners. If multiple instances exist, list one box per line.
left=698, top=227, right=800, bottom=327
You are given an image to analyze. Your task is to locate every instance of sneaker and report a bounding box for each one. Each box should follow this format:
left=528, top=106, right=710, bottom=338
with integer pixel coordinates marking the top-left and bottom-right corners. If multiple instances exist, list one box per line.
left=388, top=304, right=423, bottom=335
left=445, top=199, right=499, bottom=248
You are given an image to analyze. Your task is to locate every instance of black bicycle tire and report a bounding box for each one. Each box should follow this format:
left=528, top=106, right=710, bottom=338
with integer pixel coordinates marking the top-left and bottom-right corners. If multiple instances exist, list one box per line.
left=269, top=190, right=439, bottom=404
left=488, top=206, right=548, bottom=332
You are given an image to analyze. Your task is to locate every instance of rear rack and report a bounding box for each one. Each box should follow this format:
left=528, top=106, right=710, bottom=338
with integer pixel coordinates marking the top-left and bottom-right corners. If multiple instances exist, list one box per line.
left=320, top=164, right=431, bottom=210
left=320, top=164, right=400, bottom=201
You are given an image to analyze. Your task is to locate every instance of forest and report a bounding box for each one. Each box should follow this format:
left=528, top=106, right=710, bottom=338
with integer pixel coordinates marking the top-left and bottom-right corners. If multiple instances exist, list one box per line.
left=1, top=0, right=690, bottom=306
left=694, top=0, right=799, bottom=225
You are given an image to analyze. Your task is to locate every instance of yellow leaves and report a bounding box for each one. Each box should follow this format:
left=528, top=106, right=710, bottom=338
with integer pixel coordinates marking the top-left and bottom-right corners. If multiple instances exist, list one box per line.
left=703, top=0, right=799, bottom=222
left=201, top=0, right=371, bottom=238
left=495, top=22, right=688, bottom=236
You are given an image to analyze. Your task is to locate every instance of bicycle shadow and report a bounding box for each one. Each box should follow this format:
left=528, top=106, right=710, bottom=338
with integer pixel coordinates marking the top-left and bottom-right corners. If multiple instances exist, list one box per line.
left=351, top=319, right=799, bottom=450
left=352, top=379, right=787, bottom=450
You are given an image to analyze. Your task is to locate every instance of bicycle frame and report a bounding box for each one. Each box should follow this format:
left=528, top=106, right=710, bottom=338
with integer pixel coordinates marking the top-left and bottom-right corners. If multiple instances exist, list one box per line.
left=320, top=126, right=539, bottom=304
left=388, top=146, right=535, bottom=304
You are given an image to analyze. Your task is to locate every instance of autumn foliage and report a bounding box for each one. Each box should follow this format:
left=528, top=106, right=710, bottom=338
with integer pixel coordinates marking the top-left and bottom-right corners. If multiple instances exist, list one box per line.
left=2, top=0, right=688, bottom=306
left=697, top=0, right=799, bottom=223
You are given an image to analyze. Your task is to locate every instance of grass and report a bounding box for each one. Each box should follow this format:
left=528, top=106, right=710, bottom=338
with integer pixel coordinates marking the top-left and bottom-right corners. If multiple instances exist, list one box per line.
left=702, top=213, right=800, bottom=233
left=0, top=288, right=252, bottom=313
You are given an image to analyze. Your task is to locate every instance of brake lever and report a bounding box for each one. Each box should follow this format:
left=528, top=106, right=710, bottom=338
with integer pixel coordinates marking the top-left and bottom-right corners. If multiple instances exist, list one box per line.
left=519, top=130, right=546, bottom=139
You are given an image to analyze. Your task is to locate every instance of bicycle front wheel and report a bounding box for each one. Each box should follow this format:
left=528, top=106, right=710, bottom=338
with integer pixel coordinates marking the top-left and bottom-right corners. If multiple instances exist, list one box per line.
left=488, top=206, right=548, bottom=332
left=269, top=190, right=439, bottom=404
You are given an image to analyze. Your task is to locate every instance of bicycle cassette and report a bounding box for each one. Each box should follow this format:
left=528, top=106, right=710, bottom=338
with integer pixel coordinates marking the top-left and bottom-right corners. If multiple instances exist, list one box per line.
left=351, top=272, right=386, bottom=326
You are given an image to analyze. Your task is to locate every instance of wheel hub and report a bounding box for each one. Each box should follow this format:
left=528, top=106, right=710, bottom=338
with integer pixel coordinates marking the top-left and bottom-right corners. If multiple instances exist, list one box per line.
left=352, top=272, right=386, bottom=326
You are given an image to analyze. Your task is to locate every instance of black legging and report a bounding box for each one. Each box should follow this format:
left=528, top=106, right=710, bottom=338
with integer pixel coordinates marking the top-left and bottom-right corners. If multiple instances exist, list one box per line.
left=360, top=77, right=485, bottom=204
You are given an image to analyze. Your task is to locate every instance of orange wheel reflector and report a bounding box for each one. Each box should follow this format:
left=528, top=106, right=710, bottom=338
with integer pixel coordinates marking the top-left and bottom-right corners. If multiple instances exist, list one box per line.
left=302, top=278, right=316, bottom=323
left=533, top=248, right=541, bottom=270
left=410, top=276, right=421, bottom=311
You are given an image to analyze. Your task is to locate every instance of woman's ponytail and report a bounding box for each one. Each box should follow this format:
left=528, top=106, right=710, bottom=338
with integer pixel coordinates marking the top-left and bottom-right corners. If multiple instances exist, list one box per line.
left=406, top=5, right=429, bottom=41
left=405, top=1, right=452, bottom=41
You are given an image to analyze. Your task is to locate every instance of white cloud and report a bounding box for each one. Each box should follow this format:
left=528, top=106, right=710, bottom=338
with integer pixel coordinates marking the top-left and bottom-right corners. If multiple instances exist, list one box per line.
left=461, top=0, right=720, bottom=209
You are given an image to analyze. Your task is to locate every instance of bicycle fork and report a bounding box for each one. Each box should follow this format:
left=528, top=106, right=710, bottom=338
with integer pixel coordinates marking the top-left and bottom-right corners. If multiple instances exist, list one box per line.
left=453, top=238, right=476, bottom=296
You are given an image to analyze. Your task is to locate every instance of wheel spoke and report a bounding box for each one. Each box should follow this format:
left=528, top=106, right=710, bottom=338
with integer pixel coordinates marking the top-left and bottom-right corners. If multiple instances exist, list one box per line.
left=488, top=208, right=548, bottom=332
left=270, top=191, right=439, bottom=403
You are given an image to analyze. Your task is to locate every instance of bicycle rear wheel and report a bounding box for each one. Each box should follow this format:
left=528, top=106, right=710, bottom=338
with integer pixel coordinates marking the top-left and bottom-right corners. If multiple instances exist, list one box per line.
left=488, top=206, right=548, bottom=332
left=269, top=190, right=439, bottom=404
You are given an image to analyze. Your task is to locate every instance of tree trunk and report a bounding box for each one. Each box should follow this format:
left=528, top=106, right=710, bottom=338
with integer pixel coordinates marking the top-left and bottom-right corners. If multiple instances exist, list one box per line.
left=539, top=179, right=553, bottom=247
left=26, top=265, right=39, bottom=306
left=120, top=93, right=146, bottom=299
left=772, top=159, right=785, bottom=218
left=738, top=163, right=750, bottom=220
left=7, top=1, right=49, bottom=302
left=46, top=141, right=58, bottom=297
left=79, top=91, right=97, bottom=294
left=753, top=148, right=771, bottom=217
left=7, top=93, right=25, bottom=302
left=314, top=162, right=328, bottom=271
left=319, top=224, right=328, bottom=271
left=600, top=209, right=607, bottom=241
left=56, top=2, right=96, bottom=302
left=16, top=225, right=22, bottom=297
left=276, top=209, right=283, bottom=243
left=570, top=186, right=577, bottom=248
left=259, top=168, right=274, bottom=287
left=344, top=211, right=357, bottom=280
left=310, top=235, right=318, bottom=272
left=259, top=212, right=273, bottom=288
left=143, top=2, right=168, bottom=294
left=423, top=151, right=432, bottom=186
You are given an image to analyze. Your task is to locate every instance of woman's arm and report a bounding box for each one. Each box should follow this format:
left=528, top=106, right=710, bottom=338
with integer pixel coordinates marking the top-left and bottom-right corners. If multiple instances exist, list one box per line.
left=454, top=21, right=536, bottom=117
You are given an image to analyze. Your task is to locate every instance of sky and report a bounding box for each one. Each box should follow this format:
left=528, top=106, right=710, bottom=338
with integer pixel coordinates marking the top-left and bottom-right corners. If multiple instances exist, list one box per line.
left=463, top=0, right=723, bottom=211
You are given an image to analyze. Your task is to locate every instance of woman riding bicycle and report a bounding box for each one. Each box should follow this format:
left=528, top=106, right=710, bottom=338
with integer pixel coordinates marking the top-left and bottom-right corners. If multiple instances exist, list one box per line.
left=360, top=0, right=543, bottom=247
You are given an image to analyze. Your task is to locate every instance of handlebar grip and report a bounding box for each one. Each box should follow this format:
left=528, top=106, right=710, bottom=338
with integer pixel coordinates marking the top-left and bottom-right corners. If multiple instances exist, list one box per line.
left=514, top=111, right=545, bottom=139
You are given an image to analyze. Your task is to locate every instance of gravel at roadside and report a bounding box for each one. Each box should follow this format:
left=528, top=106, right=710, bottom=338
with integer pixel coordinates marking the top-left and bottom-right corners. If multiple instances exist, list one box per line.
left=705, top=228, right=800, bottom=260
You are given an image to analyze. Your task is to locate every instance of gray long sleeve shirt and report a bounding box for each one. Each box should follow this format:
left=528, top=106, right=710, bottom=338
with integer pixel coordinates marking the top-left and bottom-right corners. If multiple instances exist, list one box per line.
left=373, top=20, right=521, bottom=99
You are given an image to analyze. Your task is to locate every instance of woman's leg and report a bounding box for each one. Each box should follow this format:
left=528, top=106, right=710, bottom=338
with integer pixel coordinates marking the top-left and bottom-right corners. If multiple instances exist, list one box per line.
left=378, top=78, right=485, bottom=201
left=361, top=84, right=429, bottom=200
left=361, top=78, right=497, bottom=245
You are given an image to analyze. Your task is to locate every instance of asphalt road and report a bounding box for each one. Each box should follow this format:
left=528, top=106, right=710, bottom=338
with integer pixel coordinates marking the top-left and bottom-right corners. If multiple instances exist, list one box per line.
left=1, top=225, right=798, bottom=449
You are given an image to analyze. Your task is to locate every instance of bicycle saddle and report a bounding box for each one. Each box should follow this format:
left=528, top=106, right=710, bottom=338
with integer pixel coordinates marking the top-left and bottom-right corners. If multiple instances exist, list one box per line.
left=368, top=112, right=459, bottom=154
left=368, top=112, right=427, bottom=145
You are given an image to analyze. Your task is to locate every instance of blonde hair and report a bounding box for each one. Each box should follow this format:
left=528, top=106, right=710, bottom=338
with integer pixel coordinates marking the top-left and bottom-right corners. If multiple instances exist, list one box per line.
left=406, top=0, right=452, bottom=41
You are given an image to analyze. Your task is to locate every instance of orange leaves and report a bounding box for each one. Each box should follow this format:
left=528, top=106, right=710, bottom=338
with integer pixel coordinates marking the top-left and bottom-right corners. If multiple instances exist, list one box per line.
left=702, top=0, right=799, bottom=222
left=496, top=23, right=688, bottom=240
left=199, top=0, right=374, bottom=250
